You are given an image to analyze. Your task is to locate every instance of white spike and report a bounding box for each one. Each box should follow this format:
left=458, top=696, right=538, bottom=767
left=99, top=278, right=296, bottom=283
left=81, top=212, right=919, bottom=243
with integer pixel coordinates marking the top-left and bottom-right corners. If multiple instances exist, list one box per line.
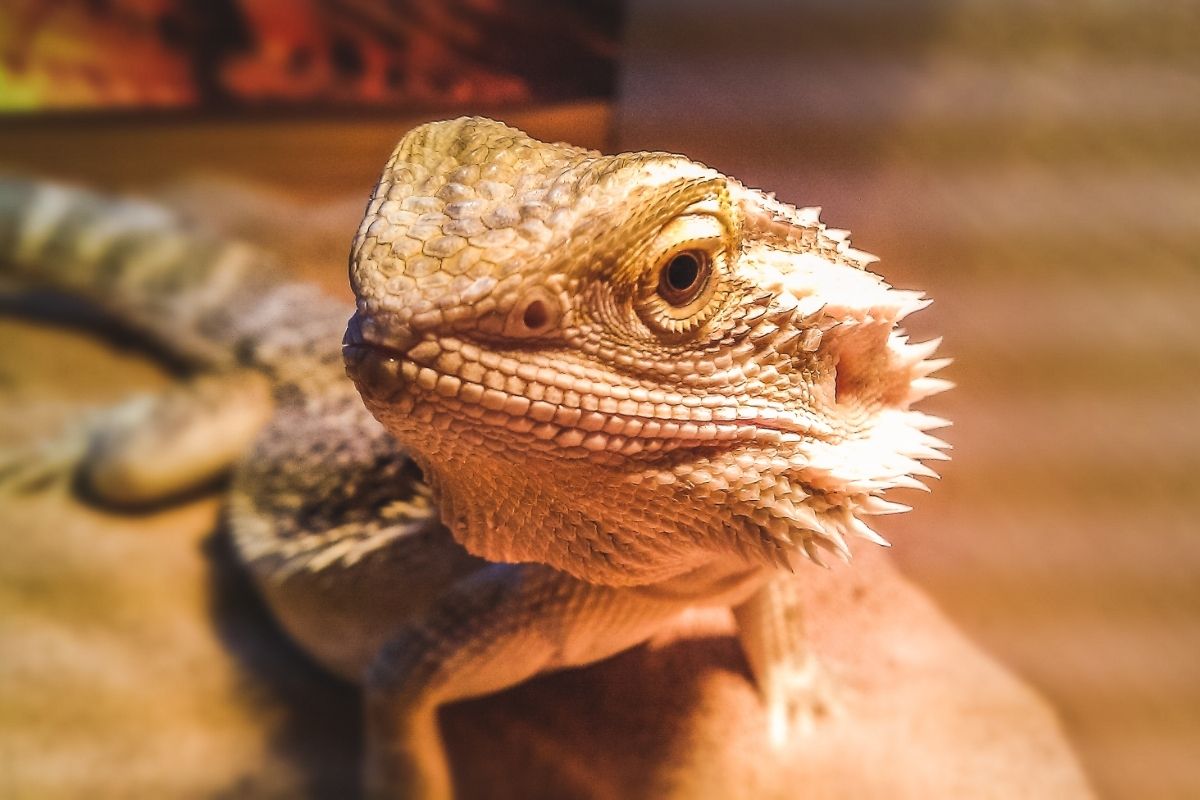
left=915, top=357, right=954, bottom=378
left=784, top=502, right=824, bottom=532
left=848, top=516, right=891, bottom=547
left=822, top=525, right=853, bottom=561
left=905, top=337, right=943, bottom=363
left=890, top=475, right=931, bottom=492
left=908, top=412, right=953, bottom=431
left=885, top=290, right=930, bottom=319
left=801, top=536, right=830, bottom=568
left=845, top=247, right=879, bottom=265
left=858, top=496, right=911, bottom=515
left=908, top=445, right=951, bottom=462
left=907, top=460, right=942, bottom=479
left=766, top=541, right=794, bottom=572
left=916, top=432, right=952, bottom=452
left=910, top=377, right=955, bottom=400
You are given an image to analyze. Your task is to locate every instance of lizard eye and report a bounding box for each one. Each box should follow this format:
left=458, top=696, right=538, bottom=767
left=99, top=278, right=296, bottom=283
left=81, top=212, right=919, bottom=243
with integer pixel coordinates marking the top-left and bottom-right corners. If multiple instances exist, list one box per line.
left=634, top=212, right=729, bottom=338
left=637, top=241, right=725, bottom=338
left=657, top=250, right=710, bottom=307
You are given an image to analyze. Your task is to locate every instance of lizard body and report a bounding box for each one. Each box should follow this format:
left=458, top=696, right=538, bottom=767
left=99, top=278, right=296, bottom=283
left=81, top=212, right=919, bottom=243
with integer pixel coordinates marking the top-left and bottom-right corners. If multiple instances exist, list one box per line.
left=0, top=118, right=948, bottom=798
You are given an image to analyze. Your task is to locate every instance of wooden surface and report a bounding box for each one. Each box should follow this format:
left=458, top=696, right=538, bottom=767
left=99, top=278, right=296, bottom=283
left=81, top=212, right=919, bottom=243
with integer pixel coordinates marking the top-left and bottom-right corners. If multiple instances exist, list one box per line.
left=620, top=1, right=1199, bottom=797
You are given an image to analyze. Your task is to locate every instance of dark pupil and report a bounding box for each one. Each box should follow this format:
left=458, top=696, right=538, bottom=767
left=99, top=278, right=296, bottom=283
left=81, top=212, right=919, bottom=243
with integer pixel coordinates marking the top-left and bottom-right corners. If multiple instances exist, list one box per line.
left=665, top=253, right=700, bottom=291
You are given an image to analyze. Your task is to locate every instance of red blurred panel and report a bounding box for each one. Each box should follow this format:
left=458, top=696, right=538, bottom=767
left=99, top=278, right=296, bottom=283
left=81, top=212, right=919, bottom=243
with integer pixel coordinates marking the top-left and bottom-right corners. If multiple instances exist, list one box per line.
left=0, top=0, right=622, bottom=111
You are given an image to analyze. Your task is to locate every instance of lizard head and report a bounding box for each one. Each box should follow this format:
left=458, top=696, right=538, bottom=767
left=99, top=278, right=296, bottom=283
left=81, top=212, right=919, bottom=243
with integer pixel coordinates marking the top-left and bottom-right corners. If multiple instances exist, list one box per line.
left=345, top=117, right=950, bottom=586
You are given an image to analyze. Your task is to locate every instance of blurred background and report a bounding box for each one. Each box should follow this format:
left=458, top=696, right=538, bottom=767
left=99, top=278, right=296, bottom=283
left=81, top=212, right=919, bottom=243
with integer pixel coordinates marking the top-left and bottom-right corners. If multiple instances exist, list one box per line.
left=2, top=1, right=1198, bottom=797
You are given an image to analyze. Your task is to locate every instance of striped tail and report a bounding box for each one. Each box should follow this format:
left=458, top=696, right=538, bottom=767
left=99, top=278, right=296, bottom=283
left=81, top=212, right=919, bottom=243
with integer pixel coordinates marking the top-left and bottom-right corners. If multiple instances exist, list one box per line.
left=0, top=177, right=349, bottom=373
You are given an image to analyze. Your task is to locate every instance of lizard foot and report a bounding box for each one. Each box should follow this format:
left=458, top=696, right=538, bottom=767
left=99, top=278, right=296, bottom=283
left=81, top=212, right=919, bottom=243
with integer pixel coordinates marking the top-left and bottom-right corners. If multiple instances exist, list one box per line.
left=761, top=652, right=840, bottom=747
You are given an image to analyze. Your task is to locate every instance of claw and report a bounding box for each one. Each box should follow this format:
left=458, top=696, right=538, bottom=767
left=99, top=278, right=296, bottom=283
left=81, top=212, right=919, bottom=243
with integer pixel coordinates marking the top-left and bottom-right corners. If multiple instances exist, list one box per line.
left=763, top=652, right=839, bottom=747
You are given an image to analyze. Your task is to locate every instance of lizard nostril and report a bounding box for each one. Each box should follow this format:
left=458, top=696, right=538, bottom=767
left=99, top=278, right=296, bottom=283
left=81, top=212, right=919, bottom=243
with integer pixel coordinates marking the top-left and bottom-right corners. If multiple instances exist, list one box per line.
left=522, top=299, right=548, bottom=330
left=505, top=288, right=560, bottom=337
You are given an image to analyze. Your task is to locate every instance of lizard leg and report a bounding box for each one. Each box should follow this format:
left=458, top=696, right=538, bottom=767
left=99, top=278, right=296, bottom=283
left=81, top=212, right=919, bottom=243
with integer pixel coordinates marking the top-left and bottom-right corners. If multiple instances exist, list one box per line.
left=362, top=564, right=691, bottom=800
left=733, top=572, right=837, bottom=746
left=1, top=369, right=272, bottom=507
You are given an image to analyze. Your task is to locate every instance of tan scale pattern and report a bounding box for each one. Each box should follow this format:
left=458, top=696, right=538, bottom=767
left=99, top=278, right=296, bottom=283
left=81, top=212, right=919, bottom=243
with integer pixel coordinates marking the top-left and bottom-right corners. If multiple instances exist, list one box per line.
left=345, top=118, right=951, bottom=587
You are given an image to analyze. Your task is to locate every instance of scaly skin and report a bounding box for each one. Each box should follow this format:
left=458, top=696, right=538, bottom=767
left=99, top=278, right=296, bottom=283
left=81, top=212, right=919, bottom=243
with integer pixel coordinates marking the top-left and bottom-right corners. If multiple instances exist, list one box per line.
left=0, top=118, right=948, bottom=800
left=345, top=118, right=949, bottom=583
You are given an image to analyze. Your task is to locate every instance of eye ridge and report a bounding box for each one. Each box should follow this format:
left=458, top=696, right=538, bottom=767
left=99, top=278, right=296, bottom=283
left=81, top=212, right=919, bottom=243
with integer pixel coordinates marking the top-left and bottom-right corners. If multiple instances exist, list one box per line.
left=657, top=250, right=710, bottom=306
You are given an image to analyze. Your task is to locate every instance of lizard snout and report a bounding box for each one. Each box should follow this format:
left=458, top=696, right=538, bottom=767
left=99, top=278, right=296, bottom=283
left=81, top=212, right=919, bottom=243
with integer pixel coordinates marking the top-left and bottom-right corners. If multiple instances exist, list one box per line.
left=342, top=311, right=419, bottom=401
left=343, top=310, right=416, bottom=355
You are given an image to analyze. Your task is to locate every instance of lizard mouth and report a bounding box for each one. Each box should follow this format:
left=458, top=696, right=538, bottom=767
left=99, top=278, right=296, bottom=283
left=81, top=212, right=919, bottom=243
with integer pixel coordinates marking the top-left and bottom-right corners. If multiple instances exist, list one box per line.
left=344, top=318, right=832, bottom=457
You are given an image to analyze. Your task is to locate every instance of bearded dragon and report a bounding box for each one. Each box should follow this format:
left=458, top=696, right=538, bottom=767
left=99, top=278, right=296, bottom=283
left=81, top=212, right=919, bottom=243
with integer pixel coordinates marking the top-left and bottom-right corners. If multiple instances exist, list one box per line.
left=0, top=117, right=950, bottom=799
